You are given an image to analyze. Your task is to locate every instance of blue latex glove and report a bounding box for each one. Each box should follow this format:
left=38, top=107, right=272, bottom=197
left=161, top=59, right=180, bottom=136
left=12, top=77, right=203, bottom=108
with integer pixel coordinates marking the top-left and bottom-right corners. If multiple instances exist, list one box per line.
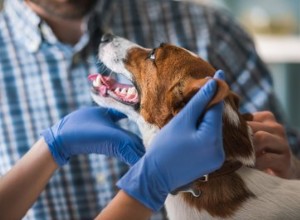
left=41, top=107, right=144, bottom=166
left=117, top=72, right=225, bottom=211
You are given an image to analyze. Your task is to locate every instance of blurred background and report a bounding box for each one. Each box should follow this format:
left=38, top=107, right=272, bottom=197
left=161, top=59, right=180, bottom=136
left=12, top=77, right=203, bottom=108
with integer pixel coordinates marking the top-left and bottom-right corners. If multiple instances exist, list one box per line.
left=1, top=0, right=300, bottom=129
left=189, top=0, right=300, bottom=129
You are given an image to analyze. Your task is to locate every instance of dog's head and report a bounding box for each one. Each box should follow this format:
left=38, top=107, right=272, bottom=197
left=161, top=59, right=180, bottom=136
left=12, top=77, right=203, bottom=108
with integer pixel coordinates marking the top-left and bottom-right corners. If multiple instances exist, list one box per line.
left=90, top=33, right=255, bottom=166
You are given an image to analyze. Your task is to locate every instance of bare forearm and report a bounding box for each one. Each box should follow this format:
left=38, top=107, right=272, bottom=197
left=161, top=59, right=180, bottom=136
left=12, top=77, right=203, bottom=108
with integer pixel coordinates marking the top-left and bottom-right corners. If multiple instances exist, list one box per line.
left=0, top=138, right=58, bottom=219
left=95, top=190, right=152, bottom=220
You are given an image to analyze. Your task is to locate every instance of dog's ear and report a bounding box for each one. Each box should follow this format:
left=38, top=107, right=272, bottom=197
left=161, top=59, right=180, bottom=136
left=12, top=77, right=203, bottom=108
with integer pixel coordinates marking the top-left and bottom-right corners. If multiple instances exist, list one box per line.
left=227, top=91, right=240, bottom=110
left=184, top=78, right=230, bottom=108
left=227, top=92, right=253, bottom=121
left=169, top=78, right=230, bottom=116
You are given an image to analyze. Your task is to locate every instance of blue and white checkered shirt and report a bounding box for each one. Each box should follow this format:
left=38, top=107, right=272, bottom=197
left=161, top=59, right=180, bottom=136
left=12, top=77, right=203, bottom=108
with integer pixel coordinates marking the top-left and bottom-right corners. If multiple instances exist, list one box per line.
left=1, top=0, right=300, bottom=219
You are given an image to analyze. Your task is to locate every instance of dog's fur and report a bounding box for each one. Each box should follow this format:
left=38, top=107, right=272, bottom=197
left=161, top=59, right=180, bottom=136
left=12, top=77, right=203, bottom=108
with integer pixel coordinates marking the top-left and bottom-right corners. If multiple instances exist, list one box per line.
left=90, top=34, right=300, bottom=219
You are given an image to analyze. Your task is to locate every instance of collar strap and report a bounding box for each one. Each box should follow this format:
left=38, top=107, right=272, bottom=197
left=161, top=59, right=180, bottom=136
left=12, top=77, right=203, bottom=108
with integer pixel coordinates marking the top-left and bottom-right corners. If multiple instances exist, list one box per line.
left=171, top=161, right=242, bottom=197
left=199, top=161, right=242, bottom=182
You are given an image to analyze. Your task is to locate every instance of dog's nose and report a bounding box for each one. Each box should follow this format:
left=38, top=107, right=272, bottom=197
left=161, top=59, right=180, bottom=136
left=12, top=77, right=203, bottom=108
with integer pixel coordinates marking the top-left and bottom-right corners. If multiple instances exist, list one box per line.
left=101, top=33, right=114, bottom=43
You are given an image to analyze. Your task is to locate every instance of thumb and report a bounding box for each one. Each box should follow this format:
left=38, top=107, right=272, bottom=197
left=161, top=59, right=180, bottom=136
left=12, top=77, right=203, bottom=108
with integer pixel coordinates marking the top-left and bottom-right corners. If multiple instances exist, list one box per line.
left=200, top=101, right=223, bottom=130
left=118, top=134, right=145, bottom=166
left=178, top=79, right=217, bottom=126
left=214, top=69, right=225, bottom=80
left=120, top=147, right=144, bottom=166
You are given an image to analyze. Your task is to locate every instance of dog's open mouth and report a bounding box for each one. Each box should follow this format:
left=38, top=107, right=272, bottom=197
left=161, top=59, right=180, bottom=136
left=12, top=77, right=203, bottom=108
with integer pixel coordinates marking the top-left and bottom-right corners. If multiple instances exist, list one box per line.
left=88, top=73, right=139, bottom=106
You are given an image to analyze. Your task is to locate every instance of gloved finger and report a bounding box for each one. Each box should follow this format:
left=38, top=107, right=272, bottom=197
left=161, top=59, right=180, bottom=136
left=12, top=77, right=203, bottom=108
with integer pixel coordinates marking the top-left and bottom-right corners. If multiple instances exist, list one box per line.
left=177, top=80, right=217, bottom=127
left=199, top=101, right=223, bottom=130
left=126, top=133, right=145, bottom=157
left=106, top=108, right=128, bottom=121
left=120, top=147, right=144, bottom=166
left=214, top=69, right=225, bottom=80
left=118, top=135, right=145, bottom=166
left=118, top=128, right=145, bottom=156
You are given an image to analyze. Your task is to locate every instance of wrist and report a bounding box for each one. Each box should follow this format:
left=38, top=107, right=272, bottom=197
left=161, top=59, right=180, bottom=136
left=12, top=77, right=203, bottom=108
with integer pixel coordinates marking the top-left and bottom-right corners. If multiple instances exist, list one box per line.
left=117, top=157, right=168, bottom=212
left=39, top=138, right=60, bottom=170
left=41, top=128, right=69, bottom=166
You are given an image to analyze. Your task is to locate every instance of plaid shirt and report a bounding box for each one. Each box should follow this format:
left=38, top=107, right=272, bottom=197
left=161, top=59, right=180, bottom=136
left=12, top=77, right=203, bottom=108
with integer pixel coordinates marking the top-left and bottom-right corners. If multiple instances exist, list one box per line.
left=1, top=0, right=300, bottom=219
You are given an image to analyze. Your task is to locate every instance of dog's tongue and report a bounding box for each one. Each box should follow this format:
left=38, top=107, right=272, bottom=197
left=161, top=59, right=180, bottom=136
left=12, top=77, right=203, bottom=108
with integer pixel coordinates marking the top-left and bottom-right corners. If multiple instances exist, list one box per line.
left=88, top=74, right=130, bottom=94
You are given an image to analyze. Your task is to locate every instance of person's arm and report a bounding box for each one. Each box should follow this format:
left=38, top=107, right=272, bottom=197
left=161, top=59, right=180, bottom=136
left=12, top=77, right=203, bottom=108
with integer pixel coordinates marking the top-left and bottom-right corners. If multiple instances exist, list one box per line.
left=0, top=138, right=58, bottom=219
left=96, top=190, right=152, bottom=220
left=248, top=111, right=300, bottom=179
left=0, top=107, right=144, bottom=219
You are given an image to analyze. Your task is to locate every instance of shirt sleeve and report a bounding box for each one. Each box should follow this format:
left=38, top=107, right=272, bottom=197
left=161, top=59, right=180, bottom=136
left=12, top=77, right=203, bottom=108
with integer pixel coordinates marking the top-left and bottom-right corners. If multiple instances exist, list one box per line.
left=206, top=7, right=300, bottom=156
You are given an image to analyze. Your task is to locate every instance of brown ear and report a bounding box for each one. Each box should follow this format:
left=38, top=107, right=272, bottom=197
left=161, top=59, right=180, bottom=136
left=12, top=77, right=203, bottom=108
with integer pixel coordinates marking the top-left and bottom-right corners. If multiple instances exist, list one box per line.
left=228, top=91, right=240, bottom=108
left=168, top=78, right=230, bottom=116
left=226, top=92, right=253, bottom=121
left=184, top=78, right=230, bottom=109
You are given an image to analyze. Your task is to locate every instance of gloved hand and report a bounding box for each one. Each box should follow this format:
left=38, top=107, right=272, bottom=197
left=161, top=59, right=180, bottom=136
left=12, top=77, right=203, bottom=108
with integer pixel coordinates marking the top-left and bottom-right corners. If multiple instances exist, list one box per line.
left=41, top=107, right=144, bottom=166
left=117, top=70, right=226, bottom=211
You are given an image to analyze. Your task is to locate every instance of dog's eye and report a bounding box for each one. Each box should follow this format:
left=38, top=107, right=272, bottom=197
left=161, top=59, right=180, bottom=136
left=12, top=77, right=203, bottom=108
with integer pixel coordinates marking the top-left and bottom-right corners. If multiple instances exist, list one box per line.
left=148, top=49, right=156, bottom=61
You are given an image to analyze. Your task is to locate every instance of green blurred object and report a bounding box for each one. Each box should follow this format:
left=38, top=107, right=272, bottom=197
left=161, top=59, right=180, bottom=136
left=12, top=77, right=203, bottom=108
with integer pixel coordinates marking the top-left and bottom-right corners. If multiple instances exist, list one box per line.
left=205, top=0, right=300, bottom=129
left=213, top=0, right=300, bottom=36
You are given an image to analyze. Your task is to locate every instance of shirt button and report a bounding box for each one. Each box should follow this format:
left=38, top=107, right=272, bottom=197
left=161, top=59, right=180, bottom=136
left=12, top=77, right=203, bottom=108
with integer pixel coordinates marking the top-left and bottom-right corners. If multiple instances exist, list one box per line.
left=28, top=41, right=40, bottom=52
left=97, top=174, right=105, bottom=183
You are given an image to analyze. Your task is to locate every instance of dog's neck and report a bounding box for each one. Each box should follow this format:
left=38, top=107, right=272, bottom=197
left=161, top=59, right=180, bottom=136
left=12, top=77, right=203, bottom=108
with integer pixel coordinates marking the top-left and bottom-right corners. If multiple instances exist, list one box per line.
left=125, top=109, right=159, bottom=146
left=128, top=98, right=257, bottom=218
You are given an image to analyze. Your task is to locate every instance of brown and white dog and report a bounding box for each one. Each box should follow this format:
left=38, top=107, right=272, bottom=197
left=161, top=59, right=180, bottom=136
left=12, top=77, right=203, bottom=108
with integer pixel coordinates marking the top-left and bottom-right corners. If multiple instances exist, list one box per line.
left=89, top=33, right=300, bottom=220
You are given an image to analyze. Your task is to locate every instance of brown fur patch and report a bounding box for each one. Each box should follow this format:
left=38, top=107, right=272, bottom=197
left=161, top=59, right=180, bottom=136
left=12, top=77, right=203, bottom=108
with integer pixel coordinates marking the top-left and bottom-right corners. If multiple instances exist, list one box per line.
left=183, top=174, right=255, bottom=217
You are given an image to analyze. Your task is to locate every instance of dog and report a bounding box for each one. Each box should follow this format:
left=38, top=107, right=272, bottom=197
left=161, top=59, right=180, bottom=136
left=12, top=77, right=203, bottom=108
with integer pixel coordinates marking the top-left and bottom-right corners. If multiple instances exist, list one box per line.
left=89, top=33, right=300, bottom=219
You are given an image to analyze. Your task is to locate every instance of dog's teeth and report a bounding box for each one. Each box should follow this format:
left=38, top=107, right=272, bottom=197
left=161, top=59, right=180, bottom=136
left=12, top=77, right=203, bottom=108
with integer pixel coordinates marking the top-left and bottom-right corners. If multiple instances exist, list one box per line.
left=93, top=80, right=99, bottom=87
left=115, top=88, right=121, bottom=93
left=121, top=88, right=127, bottom=95
left=96, top=75, right=102, bottom=85
left=127, top=87, right=136, bottom=95
left=93, top=75, right=102, bottom=87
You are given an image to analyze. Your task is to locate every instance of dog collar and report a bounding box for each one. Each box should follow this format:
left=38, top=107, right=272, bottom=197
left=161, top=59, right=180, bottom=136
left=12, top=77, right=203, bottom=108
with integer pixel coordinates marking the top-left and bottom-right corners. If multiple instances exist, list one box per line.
left=171, top=161, right=242, bottom=197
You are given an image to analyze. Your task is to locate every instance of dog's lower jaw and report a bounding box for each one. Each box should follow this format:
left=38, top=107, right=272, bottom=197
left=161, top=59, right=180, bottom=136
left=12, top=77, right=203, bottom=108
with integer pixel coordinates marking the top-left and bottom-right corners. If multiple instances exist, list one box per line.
left=91, top=93, right=159, bottom=146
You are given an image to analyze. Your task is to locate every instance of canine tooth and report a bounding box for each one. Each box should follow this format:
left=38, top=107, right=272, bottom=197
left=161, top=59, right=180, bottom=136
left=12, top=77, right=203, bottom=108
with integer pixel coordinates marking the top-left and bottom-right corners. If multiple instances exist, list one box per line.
left=115, top=88, right=121, bottom=93
left=93, top=80, right=99, bottom=87
left=96, top=75, right=102, bottom=85
left=93, top=75, right=102, bottom=87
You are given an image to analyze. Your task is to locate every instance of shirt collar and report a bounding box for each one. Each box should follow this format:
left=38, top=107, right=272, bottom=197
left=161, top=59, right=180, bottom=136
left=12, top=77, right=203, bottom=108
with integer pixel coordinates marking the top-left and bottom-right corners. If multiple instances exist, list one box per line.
left=4, top=0, right=92, bottom=53
left=4, top=0, right=42, bottom=52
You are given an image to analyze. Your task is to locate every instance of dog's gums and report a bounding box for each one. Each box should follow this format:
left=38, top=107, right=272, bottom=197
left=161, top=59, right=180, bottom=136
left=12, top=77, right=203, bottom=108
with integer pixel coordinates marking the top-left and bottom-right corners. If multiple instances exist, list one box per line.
left=88, top=74, right=139, bottom=105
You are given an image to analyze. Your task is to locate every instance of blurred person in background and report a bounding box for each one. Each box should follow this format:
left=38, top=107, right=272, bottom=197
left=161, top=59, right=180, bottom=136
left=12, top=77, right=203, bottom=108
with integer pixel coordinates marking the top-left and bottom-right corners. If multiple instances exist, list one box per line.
left=0, top=0, right=300, bottom=219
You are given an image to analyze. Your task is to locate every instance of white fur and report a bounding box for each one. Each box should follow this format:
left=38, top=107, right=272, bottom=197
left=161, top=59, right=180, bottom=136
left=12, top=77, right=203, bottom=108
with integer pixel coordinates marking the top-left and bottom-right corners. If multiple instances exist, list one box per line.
left=235, top=125, right=255, bottom=167
left=165, top=195, right=219, bottom=220
left=98, top=37, right=141, bottom=81
left=223, top=102, right=255, bottom=167
left=91, top=93, right=159, bottom=147
left=234, top=167, right=300, bottom=219
left=223, top=102, right=240, bottom=127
